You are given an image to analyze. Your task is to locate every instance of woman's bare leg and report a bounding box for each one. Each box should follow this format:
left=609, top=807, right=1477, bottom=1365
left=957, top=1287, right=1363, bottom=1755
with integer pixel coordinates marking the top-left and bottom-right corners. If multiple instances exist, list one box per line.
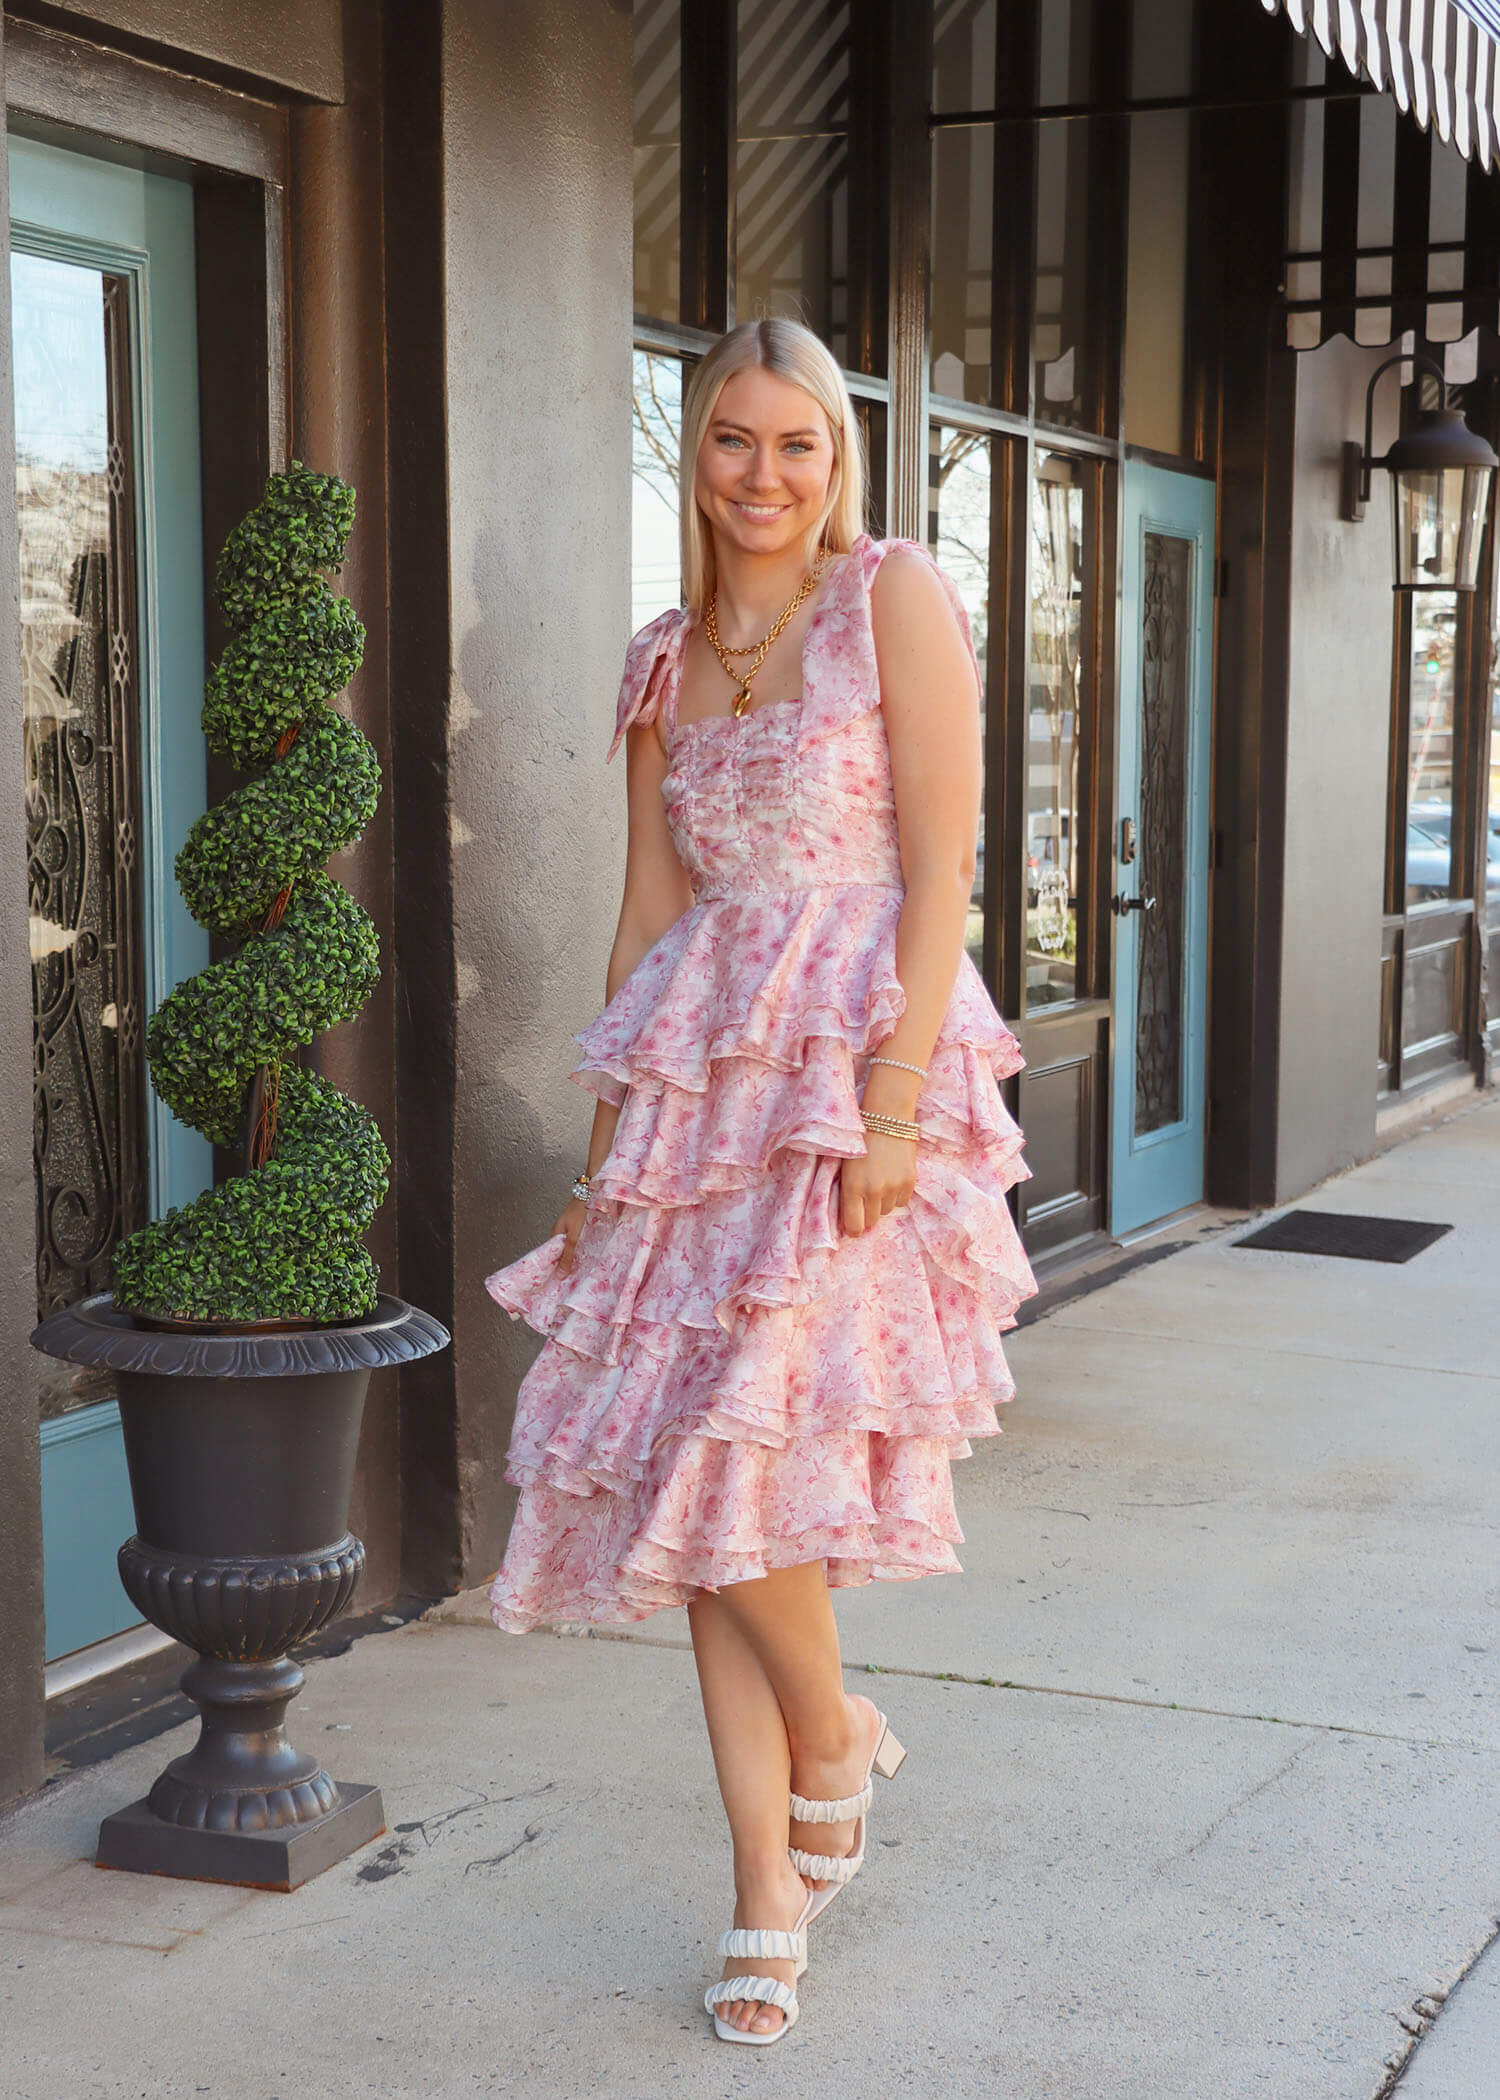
left=689, top=1563, right=890, bottom=2035
left=688, top=1590, right=809, bottom=2035
left=706, top=1562, right=886, bottom=1890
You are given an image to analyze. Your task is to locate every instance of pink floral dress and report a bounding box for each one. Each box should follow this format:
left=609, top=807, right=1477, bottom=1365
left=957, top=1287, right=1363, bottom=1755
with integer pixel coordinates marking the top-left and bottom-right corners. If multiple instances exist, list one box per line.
left=483, top=531, right=1037, bottom=1631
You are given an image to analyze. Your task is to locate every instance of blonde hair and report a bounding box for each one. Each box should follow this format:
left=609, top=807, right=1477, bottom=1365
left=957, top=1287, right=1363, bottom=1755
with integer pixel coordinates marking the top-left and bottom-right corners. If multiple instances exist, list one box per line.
left=678, top=318, right=868, bottom=610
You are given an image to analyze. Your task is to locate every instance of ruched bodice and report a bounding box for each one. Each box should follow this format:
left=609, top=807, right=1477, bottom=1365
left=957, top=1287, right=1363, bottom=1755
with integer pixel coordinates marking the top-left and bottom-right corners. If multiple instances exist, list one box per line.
left=482, top=530, right=1037, bottom=1632
left=664, top=698, right=904, bottom=899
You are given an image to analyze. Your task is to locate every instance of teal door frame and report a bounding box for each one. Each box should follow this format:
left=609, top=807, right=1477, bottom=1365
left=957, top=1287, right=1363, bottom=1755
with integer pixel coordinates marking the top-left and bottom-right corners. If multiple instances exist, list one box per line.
left=12, top=132, right=210, bottom=1660
left=1110, top=463, right=1215, bottom=1238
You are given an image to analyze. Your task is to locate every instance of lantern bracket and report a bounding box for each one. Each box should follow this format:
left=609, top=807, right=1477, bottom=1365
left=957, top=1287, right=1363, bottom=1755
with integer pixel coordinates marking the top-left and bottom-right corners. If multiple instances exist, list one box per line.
left=1338, top=353, right=1448, bottom=523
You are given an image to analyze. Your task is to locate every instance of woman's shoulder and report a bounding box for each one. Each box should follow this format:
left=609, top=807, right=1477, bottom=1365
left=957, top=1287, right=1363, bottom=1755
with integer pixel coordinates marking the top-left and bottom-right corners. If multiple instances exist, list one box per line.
left=857, top=534, right=967, bottom=629
left=859, top=532, right=949, bottom=586
left=607, top=603, right=691, bottom=764
left=855, top=534, right=981, bottom=701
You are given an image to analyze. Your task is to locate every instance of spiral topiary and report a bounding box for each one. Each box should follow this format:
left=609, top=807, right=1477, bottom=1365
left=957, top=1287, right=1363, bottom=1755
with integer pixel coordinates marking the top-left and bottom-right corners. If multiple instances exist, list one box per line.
left=112, top=461, right=390, bottom=1327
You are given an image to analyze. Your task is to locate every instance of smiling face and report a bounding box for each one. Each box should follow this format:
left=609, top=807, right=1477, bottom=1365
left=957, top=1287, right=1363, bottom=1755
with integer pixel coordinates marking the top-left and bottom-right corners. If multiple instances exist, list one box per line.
left=694, top=364, right=837, bottom=568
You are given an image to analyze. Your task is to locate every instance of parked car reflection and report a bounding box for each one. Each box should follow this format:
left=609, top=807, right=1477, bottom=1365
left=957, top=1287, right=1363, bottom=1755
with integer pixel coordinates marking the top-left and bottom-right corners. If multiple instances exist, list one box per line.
left=1407, top=800, right=1500, bottom=902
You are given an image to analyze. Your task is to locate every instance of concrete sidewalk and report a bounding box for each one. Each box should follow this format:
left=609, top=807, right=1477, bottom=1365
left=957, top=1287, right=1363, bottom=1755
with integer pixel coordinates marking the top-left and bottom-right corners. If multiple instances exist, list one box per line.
left=2, top=1099, right=1498, bottom=2099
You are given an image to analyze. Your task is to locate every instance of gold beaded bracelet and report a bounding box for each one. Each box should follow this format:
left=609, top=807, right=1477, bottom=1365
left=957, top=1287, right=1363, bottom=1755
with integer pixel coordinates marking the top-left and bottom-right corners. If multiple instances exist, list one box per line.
left=860, top=1107, right=921, bottom=1142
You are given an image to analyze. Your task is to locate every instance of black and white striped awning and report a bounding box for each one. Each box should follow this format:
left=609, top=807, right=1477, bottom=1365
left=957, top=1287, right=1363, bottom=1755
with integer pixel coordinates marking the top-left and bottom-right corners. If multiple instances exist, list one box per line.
left=1261, top=1, right=1500, bottom=164
left=1269, top=1, right=1500, bottom=347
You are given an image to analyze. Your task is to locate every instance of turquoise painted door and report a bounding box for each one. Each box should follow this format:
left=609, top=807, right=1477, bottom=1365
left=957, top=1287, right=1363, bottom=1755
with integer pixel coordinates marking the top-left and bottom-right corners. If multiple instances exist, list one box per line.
left=1110, top=465, right=1215, bottom=1237
left=12, top=134, right=211, bottom=1662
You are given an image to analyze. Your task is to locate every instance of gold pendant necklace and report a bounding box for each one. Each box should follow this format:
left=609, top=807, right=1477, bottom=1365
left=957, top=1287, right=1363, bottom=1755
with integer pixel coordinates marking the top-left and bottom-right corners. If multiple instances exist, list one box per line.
left=706, top=554, right=830, bottom=719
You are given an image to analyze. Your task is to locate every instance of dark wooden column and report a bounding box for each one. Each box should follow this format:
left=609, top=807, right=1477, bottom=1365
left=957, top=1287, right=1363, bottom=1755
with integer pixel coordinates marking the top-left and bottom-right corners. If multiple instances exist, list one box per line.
left=681, top=0, right=735, bottom=332
left=1186, top=0, right=1295, bottom=1208
left=380, top=0, right=462, bottom=1596
left=289, top=0, right=408, bottom=1602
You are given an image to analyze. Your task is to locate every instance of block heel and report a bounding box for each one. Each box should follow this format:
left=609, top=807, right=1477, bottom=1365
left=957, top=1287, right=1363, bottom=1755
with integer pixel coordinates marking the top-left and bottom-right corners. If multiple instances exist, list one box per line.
left=871, top=1720, right=906, bottom=1780
left=787, top=1706, right=909, bottom=1923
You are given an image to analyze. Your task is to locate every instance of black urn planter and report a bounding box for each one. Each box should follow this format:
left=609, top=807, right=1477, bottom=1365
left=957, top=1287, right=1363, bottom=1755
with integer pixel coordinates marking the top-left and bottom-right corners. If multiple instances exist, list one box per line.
left=31, top=1290, right=450, bottom=1891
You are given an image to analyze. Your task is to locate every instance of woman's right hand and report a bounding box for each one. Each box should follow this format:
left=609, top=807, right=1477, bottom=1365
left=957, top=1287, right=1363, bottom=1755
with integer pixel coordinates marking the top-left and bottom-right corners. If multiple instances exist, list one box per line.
left=551, top=1195, right=591, bottom=1274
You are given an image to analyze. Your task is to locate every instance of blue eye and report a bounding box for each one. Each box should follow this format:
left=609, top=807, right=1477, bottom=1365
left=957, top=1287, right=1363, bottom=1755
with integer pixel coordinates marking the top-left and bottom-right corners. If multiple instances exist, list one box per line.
left=716, top=435, right=813, bottom=454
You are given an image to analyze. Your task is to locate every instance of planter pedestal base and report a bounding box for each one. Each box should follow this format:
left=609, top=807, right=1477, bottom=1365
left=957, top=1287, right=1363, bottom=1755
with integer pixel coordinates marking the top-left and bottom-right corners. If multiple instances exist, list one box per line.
left=96, top=1781, right=385, bottom=1890
left=30, top=1291, right=451, bottom=1894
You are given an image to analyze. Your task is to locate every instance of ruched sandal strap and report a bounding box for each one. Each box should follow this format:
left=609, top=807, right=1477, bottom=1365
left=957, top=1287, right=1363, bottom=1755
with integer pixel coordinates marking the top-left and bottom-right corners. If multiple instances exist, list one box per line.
left=716, top=1926, right=806, bottom=1962
left=705, top=1975, right=799, bottom=2016
left=789, top=1781, right=873, bottom=1822
left=788, top=1840, right=864, bottom=1885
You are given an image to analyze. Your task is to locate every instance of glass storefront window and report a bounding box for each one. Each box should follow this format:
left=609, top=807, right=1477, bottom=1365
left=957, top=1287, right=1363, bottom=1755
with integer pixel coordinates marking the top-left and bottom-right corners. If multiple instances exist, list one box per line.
left=14, top=249, right=147, bottom=1338
left=856, top=397, right=888, bottom=540
left=736, top=0, right=850, bottom=361
left=932, top=0, right=995, bottom=115
left=930, top=424, right=992, bottom=974
left=1033, top=117, right=1098, bottom=431
left=633, top=0, right=682, bottom=325
left=1028, top=452, right=1086, bottom=1007
left=632, top=349, right=685, bottom=625
left=1406, top=594, right=1458, bottom=906
left=1123, top=111, right=1189, bottom=457
left=634, top=0, right=681, bottom=324
left=930, top=124, right=994, bottom=408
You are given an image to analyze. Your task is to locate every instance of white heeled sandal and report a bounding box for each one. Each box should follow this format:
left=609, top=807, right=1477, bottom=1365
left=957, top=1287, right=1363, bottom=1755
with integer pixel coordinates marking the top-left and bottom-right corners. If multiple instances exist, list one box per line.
left=703, top=1886, right=816, bottom=2045
left=788, top=1708, right=906, bottom=1923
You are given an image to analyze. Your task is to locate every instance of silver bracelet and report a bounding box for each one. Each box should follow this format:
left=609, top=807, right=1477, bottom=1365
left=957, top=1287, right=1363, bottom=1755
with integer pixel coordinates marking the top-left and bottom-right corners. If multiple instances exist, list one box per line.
left=867, top=1054, right=928, bottom=1077
left=570, top=1170, right=593, bottom=1202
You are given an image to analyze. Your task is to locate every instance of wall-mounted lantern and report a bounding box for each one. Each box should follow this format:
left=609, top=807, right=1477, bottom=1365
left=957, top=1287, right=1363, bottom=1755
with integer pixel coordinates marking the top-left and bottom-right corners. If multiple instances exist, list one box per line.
left=1339, top=352, right=1498, bottom=592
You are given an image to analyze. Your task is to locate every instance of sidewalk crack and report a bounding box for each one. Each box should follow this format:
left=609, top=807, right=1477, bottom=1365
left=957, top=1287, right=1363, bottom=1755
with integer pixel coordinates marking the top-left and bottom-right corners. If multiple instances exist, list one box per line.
left=1154, top=1743, right=1310, bottom=1869
left=1372, top=1917, right=1500, bottom=2098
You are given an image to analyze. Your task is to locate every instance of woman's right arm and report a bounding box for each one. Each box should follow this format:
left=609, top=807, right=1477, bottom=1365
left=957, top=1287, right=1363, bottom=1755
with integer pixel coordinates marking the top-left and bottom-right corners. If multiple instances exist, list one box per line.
left=555, top=714, right=696, bottom=1270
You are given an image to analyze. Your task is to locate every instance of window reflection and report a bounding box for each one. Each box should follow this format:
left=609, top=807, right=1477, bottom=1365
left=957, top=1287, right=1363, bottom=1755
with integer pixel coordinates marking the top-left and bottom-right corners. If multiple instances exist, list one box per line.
left=1028, top=453, right=1085, bottom=1006
left=634, top=0, right=681, bottom=325
left=14, top=250, right=148, bottom=1331
left=932, top=0, right=996, bottom=116
left=930, top=425, right=992, bottom=973
left=930, top=124, right=994, bottom=407
left=631, top=349, right=684, bottom=625
left=1033, top=118, right=1097, bottom=429
left=736, top=0, right=850, bottom=360
left=1406, top=595, right=1457, bottom=905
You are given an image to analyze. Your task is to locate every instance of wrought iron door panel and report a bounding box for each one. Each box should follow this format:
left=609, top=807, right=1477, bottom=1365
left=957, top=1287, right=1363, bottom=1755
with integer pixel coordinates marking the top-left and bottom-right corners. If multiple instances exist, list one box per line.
left=16, top=257, right=146, bottom=1348
left=1111, top=465, right=1215, bottom=1238
left=1134, top=530, right=1191, bottom=1137
left=13, top=132, right=209, bottom=1664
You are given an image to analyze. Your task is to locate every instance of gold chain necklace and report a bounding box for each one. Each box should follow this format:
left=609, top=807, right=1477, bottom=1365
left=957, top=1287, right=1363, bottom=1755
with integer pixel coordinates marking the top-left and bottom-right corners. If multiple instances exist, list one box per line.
left=705, top=556, right=831, bottom=717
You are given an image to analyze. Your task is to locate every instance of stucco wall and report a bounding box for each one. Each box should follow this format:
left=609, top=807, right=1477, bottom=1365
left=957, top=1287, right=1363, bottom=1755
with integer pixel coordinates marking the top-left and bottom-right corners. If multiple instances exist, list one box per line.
left=1275, top=337, right=1399, bottom=1198
left=441, top=0, right=634, bottom=1579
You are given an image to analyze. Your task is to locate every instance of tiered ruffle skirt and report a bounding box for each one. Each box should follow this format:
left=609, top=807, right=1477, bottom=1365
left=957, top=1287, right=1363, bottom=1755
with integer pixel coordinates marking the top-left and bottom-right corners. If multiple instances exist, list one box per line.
left=484, top=886, right=1036, bottom=1630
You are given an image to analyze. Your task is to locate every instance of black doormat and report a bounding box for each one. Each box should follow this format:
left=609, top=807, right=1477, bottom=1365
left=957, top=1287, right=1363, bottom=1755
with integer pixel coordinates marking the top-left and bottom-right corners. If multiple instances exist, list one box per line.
left=1234, top=1209, right=1452, bottom=1263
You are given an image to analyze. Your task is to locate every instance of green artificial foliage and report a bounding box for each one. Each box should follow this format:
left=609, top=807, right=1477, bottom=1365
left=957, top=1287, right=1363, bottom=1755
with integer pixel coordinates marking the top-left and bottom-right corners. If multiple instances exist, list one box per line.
left=112, top=461, right=391, bottom=1326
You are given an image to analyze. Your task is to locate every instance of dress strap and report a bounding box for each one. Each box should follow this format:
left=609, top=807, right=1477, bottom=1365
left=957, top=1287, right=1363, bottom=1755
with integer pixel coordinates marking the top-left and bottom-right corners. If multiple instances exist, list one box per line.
left=658, top=608, right=695, bottom=747
left=795, top=531, right=982, bottom=755
left=607, top=606, right=692, bottom=765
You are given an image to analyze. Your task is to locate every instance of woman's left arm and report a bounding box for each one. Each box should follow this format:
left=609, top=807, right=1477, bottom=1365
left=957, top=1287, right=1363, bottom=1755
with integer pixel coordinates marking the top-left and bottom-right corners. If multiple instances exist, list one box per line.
left=839, top=546, right=983, bottom=1237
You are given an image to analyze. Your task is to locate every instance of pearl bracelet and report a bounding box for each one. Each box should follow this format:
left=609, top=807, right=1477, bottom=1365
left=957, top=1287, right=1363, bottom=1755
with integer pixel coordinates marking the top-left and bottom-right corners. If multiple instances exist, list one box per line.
left=866, top=1054, right=928, bottom=1078
left=571, top=1169, right=593, bottom=1202
left=860, top=1106, right=921, bottom=1142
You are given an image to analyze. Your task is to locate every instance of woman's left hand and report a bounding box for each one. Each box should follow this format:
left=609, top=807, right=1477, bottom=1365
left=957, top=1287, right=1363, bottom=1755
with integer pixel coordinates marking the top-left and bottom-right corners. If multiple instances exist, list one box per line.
left=838, top=1129, right=917, bottom=1237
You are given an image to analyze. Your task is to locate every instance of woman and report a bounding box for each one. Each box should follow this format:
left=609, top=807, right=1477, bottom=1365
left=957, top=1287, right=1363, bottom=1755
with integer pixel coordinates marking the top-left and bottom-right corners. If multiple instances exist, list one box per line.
left=484, top=316, right=1036, bottom=2044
